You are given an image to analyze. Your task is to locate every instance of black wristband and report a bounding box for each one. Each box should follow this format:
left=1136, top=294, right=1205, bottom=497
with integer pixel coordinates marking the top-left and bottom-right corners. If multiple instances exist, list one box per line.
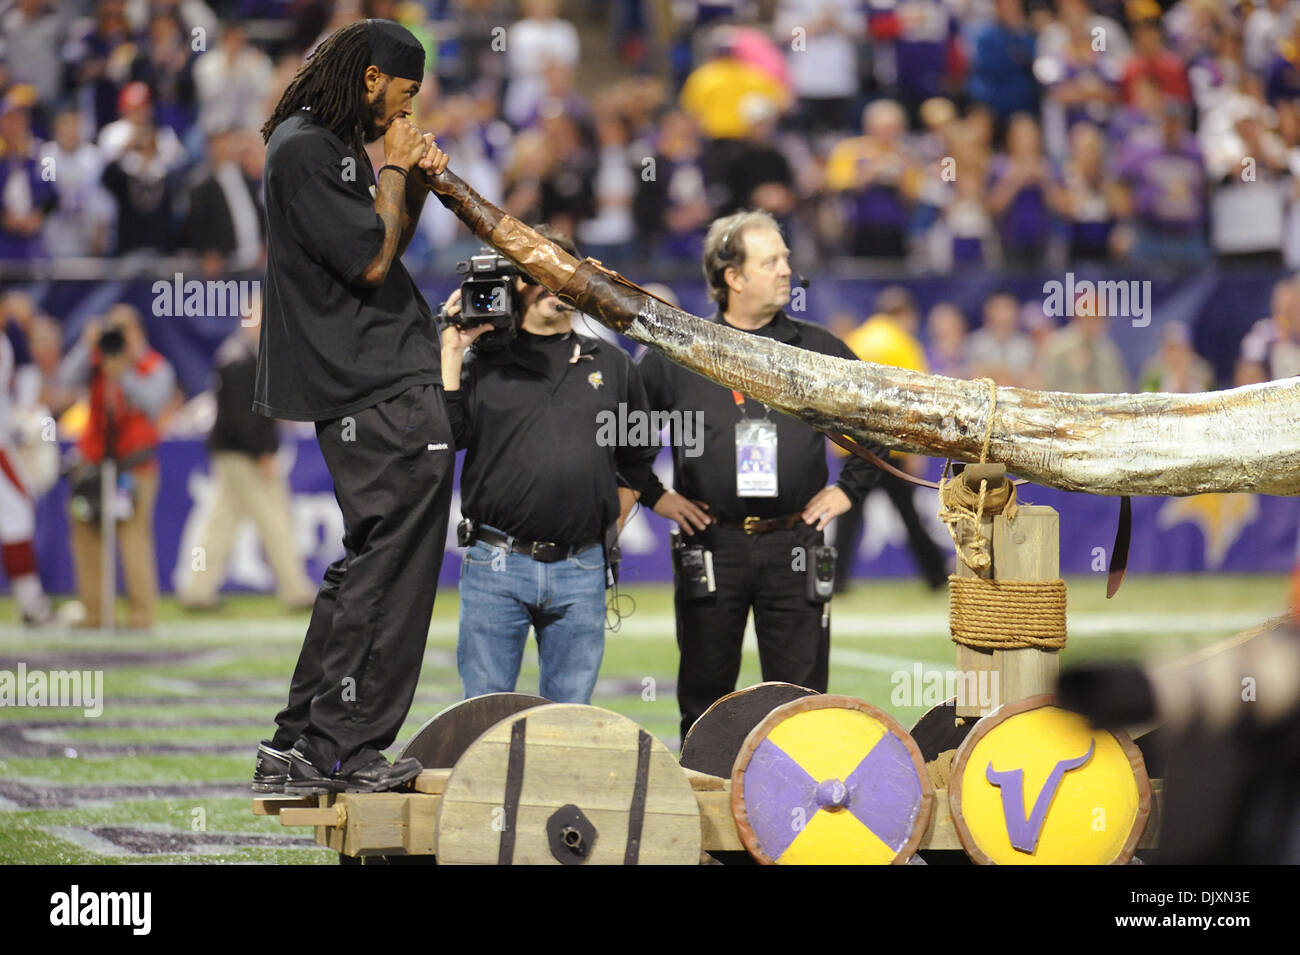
left=379, top=164, right=409, bottom=179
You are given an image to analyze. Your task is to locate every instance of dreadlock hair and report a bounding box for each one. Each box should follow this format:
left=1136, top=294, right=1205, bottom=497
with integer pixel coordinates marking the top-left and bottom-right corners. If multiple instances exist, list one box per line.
left=262, top=21, right=374, bottom=158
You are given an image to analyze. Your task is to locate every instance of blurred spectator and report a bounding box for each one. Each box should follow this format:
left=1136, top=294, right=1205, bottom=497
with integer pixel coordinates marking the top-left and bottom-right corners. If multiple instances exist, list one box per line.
left=62, top=0, right=136, bottom=134
left=679, top=26, right=793, bottom=141
left=1115, top=99, right=1210, bottom=267
left=0, top=0, right=65, bottom=107
left=99, top=85, right=186, bottom=256
left=1037, top=307, right=1131, bottom=393
left=0, top=298, right=54, bottom=626
left=868, top=0, right=963, bottom=117
left=577, top=98, right=638, bottom=265
left=1204, top=92, right=1289, bottom=265
left=441, top=0, right=513, bottom=96
left=181, top=128, right=265, bottom=274
left=967, top=291, right=1035, bottom=385
left=1187, top=15, right=1245, bottom=116
left=515, top=60, right=590, bottom=129
left=1036, top=4, right=1122, bottom=160
left=504, top=0, right=580, bottom=127
left=1244, top=0, right=1297, bottom=75
left=838, top=287, right=948, bottom=591
left=0, top=85, right=58, bottom=261
left=775, top=0, right=863, bottom=135
left=1035, top=0, right=1132, bottom=72
left=500, top=127, right=547, bottom=221
left=634, top=109, right=712, bottom=261
left=709, top=99, right=797, bottom=219
left=968, top=0, right=1040, bottom=127
left=1059, top=121, right=1122, bottom=263
left=421, top=92, right=508, bottom=258
left=986, top=112, right=1062, bottom=267
left=38, top=107, right=115, bottom=258
left=1237, top=277, right=1300, bottom=383
left=925, top=146, right=1000, bottom=269
left=178, top=315, right=315, bottom=612
left=59, top=304, right=176, bottom=630
left=535, top=110, right=595, bottom=239
left=16, top=313, right=77, bottom=418
left=98, top=82, right=186, bottom=165
left=825, top=99, right=920, bottom=258
left=1266, top=16, right=1300, bottom=105
left=1120, top=17, right=1191, bottom=106
left=194, top=22, right=274, bottom=138
left=125, top=0, right=218, bottom=40
left=129, top=10, right=199, bottom=144
left=1139, top=320, right=1214, bottom=391
left=925, top=301, right=969, bottom=377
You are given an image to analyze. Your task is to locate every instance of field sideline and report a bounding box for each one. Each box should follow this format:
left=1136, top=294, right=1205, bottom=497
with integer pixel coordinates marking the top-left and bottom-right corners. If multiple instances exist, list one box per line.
left=0, top=574, right=1288, bottom=864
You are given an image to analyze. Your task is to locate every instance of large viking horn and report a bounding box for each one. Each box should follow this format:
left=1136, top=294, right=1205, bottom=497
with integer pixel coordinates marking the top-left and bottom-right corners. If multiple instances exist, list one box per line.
left=428, top=169, right=1300, bottom=497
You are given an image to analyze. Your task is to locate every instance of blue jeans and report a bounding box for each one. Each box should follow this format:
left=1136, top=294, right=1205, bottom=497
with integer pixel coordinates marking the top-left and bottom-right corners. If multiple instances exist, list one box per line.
left=457, top=532, right=607, bottom=703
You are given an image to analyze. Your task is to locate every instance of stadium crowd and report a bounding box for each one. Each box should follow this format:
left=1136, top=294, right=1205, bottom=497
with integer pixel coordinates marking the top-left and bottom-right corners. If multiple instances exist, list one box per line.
left=5, top=0, right=1300, bottom=271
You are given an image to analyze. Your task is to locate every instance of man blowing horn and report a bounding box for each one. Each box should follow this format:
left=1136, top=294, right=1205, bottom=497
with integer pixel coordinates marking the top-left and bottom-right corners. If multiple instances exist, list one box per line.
left=251, top=19, right=452, bottom=795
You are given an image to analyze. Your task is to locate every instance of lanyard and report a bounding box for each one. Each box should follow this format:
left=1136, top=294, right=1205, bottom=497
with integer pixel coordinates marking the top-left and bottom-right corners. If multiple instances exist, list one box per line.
left=731, top=390, right=770, bottom=419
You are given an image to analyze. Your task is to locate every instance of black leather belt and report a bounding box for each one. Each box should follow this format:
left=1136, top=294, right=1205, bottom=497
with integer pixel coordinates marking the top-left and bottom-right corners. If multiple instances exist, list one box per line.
left=473, top=526, right=599, bottom=563
left=716, top=512, right=806, bottom=535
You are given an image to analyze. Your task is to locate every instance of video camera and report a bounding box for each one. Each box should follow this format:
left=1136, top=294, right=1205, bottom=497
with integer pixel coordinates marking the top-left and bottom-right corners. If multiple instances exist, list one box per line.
left=448, top=247, right=528, bottom=349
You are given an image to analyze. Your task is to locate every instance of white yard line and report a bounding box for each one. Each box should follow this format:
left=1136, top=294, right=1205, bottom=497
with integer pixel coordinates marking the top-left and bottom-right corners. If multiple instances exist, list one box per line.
left=2, top=611, right=1272, bottom=643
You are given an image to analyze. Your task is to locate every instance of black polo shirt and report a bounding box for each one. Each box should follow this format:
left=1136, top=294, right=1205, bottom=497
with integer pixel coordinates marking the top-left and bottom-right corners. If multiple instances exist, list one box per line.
left=254, top=109, right=440, bottom=421
left=635, top=310, right=882, bottom=521
left=446, top=329, right=658, bottom=545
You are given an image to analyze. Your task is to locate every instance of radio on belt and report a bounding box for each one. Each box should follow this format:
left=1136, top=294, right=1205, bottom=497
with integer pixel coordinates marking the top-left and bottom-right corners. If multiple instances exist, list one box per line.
left=670, top=527, right=715, bottom=599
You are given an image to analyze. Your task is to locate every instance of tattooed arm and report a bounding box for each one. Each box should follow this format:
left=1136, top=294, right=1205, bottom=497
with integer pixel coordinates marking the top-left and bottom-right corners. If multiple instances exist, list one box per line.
left=357, top=118, right=428, bottom=287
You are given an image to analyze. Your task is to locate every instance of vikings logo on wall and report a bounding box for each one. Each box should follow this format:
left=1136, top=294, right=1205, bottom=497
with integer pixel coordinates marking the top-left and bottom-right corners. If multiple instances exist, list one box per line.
left=948, top=695, right=1151, bottom=865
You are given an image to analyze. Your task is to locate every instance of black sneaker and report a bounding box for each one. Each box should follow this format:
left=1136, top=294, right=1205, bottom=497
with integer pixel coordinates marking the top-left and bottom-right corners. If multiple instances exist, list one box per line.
left=252, top=741, right=291, bottom=794
left=285, top=750, right=423, bottom=795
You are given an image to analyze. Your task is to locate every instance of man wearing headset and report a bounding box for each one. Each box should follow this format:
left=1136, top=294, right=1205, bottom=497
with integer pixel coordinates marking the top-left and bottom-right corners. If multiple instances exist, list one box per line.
left=635, top=209, right=884, bottom=742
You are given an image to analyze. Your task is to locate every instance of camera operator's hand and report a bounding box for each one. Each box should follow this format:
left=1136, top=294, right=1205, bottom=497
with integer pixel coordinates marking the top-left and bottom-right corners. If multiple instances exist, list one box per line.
left=440, top=289, right=494, bottom=391
left=384, top=117, right=429, bottom=172
left=653, top=492, right=711, bottom=535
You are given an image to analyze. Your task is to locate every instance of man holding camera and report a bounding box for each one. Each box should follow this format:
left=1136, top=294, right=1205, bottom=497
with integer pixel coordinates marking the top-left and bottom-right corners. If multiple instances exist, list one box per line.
left=440, top=227, right=657, bottom=704
left=59, top=304, right=175, bottom=630
left=636, top=210, right=884, bottom=741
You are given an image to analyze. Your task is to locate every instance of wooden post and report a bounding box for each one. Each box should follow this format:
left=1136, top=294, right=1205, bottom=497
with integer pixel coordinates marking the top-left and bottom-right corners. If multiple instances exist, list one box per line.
left=953, top=503, right=1060, bottom=717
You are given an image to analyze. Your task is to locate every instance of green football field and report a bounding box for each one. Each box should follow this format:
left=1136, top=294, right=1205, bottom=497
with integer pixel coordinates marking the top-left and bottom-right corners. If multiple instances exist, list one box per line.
left=0, top=574, right=1289, bottom=864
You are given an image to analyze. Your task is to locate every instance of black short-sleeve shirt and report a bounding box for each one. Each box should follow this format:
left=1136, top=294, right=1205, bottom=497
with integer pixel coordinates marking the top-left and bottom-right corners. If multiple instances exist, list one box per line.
left=254, top=109, right=441, bottom=421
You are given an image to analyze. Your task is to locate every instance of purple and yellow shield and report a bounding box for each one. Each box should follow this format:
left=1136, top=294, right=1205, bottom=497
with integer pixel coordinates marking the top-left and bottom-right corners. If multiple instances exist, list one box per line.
left=731, top=696, right=933, bottom=864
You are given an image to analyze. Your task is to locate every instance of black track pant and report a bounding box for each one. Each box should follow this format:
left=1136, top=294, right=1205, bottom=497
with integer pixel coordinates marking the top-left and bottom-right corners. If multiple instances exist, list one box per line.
left=674, top=523, right=828, bottom=743
left=270, top=383, right=454, bottom=774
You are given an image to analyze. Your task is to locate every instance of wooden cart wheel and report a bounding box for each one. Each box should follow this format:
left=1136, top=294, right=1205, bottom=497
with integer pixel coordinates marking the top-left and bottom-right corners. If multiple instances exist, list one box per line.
left=398, top=692, right=549, bottom=768
left=731, top=695, right=933, bottom=865
left=680, top=682, right=819, bottom=778
left=948, top=695, right=1151, bottom=865
left=436, top=704, right=701, bottom=865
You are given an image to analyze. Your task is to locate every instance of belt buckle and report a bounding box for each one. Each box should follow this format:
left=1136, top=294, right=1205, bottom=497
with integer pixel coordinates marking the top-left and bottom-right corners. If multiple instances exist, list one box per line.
left=742, top=516, right=760, bottom=535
